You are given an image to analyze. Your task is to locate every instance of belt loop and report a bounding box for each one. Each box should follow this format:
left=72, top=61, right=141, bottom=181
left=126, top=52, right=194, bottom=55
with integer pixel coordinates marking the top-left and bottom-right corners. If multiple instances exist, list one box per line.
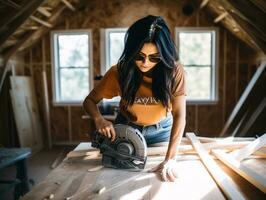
left=156, top=123, right=160, bottom=130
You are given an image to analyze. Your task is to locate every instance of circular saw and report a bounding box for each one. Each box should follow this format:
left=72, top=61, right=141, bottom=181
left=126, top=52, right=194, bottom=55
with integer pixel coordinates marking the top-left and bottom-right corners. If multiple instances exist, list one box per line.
left=91, top=124, right=147, bottom=171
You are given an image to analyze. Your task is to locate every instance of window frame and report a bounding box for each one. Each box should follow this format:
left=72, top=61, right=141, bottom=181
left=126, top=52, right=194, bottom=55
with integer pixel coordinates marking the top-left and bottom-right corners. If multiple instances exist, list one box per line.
left=175, top=27, right=219, bottom=105
left=100, top=28, right=128, bottom=74
left=50, top=29, right=93, bottom=106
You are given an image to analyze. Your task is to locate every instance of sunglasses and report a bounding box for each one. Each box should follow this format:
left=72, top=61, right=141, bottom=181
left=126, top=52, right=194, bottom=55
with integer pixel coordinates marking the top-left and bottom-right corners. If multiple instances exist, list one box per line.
left=134, top=53, right=161, bottom=63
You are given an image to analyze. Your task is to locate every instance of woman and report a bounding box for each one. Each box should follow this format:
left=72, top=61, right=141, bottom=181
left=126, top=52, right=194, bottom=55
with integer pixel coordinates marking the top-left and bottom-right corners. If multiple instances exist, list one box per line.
left=83, top=15, right=186, bottom=182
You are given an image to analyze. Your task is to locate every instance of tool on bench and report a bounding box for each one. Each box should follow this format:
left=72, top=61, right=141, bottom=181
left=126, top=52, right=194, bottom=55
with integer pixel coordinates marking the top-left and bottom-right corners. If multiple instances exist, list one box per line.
left=91, top=124, right=147, bottom=171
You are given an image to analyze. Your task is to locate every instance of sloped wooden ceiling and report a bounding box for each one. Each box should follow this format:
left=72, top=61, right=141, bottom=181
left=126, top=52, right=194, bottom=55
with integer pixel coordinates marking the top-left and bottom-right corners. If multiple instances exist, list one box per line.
left=0, top=0, right=265, bottom=63
left=202, top=0, right=266, bottom=55
left=0, top=0, right=79, bottom=61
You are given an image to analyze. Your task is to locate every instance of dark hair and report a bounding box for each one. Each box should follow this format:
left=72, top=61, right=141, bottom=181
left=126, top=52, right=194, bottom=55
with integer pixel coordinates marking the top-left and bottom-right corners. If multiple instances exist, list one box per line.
left=117, top=15, right=179, bottom=108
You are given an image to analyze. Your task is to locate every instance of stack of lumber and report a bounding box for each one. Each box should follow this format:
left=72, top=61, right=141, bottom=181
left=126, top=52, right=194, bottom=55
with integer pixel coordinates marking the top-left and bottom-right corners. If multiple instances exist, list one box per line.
left=22, top=134, right=266, bottom=200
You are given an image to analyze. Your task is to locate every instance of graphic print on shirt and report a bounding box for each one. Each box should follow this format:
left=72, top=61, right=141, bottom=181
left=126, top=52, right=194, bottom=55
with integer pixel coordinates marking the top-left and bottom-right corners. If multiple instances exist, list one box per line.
left=134, top=96, right=160, bottom=105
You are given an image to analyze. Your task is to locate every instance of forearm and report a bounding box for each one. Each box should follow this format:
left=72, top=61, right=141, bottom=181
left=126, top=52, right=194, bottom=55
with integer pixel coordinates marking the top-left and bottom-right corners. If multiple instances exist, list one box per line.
left=83, top=96, right=103, bottom=121
left=165, top=116, right=186, bottom=160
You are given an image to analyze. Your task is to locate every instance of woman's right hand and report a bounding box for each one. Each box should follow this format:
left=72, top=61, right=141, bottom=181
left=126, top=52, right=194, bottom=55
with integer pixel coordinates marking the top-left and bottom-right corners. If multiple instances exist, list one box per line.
left=94, top=117, right=116, bottom=141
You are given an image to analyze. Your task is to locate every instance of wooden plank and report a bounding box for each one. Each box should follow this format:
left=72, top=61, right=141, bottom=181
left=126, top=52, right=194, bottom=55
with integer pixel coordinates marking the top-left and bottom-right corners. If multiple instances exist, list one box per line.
left=212, top=149, right=266, bottom=193
left=214, top=12, right=228, bottom=23
left=37, top=7, right=52, bottom=17
left=3, top=3, right=66, bottom=60
left=229, top=133, right=266, bottom=161
left=9, top=76, right=43, bottom=153
left=220, top=62, right=266, bottom=136
left=67, top=143, right=266, bottom=160
left=0, top=0, right=45, bottom=46
left=22, top=147, right=225, bottom=199
left=186, top=133, right=245, bottom=200
left=61, top=0, right=76, bottom=11
left=30, top=16, right=52, bottom=28
left=238, top=97, right=266, bottom=137
left=42, top=38, right=52, bottom=149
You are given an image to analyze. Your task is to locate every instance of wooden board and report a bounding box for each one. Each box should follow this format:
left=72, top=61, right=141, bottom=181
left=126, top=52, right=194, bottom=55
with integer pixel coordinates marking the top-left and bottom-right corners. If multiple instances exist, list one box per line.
left=10, top=76, right=43, bottom=153
left=22, top=142, right=266, bottom=200
left=22, top=143, right=225, bottom=200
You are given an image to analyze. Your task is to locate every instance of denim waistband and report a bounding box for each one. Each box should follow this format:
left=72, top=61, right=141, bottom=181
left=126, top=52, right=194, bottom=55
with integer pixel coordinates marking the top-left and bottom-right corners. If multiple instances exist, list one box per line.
left=115, top=112, right=172, bottom=131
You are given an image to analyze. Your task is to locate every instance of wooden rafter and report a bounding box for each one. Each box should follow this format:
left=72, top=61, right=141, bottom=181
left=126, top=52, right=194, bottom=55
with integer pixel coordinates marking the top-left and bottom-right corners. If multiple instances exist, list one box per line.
left=214, top=12, right=228, bottom=23
left=200, top=0, right=210, bottom=9
left=3, top=4, right=67, bottom=61
left=0, top=0, right=21, bottom=9
left=30, top=16, right=52, bottom=28
left=0, top=0, right=45, bottom=47
left=61, top=0, right=76, bottom=11
left=219, top=0, right=266, bottom=54
left=37, top=7, right=52, bottom=18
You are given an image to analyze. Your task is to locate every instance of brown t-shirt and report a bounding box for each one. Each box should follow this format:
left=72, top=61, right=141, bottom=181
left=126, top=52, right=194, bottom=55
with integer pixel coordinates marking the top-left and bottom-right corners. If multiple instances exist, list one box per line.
left=88, top=65, right=186, bottom=126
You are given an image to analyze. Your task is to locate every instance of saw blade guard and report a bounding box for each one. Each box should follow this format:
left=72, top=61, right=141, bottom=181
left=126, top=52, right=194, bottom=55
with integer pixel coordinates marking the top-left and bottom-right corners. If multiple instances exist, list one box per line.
left=114, top=124, right=147, bottom=159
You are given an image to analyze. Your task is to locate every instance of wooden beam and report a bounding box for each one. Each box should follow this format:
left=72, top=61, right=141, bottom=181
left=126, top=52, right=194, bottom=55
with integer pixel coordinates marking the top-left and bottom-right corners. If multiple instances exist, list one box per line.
left=186, top=133, right=245, bottom=200
left=200, top=0, right=210, bottom=9
left=0, top=0, right=21, bottom=9
left=0, top=0, right=45, bottom=47
left=220, top=62, right=266, bottom=136
left=61, top=0, right=76, bottom=11
left=219, top=0, right=266, bottom=54
left=229, top=133, right=266, bottom=161
left=214, top=12, right=228, bottom=23
left=3, top=4, right=66, bottom=60
left=212, top=149, right=266, bottom=193
left=238, top=97, right=266, bottom=137
left=147, top=141, right=253, bottom=156
left=30, top=16, right=52, bottom=28
left=37, top=7, right=52, bottom=18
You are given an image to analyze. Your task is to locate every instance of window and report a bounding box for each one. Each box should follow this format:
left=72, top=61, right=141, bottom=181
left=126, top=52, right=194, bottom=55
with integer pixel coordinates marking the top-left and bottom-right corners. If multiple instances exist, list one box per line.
left=100, top=28, right=127, bottom=103
left=175, top=27, right=219, bottom=103
left=51, top=30, right=93, bottom=105
left=100, top=28, right=127, bottom=74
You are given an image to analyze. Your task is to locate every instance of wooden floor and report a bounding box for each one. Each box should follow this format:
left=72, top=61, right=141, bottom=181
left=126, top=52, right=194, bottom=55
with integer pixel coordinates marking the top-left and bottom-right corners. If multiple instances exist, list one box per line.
left=22, top=143, right=266, bottom=200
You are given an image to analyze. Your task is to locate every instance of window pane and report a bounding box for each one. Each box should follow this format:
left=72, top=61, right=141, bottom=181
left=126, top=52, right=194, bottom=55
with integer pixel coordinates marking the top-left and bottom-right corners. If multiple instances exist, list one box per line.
left=58, top=35, right=88, bottom=67
left=184, top=66, right=211, bottom=100
left=59, top=68, right=89, bottom=101
left=179, top=32, right=211, bottom=65
left=109, top=32, right=125, bottom=66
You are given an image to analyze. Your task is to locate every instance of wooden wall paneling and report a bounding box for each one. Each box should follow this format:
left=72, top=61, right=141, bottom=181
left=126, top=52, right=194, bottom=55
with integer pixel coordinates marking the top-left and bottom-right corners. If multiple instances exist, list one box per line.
left=238, top=63, right=248, bottom=99
left=197, top=105, right=223, bottom=137
left=51, top=107, right=69, bottom=142
left=42, top=37, right=52, bottom=148
left=222, top=31, right=227, bottom=124
left=238, top=97, right=266, bottom=137
left=226, top=32, right=237, bottom=62
left=10, top=76, right=43, bottom=153
left=220, top=63, right=266, bottom=136
left=71, top=106, right=90, bottom=141
left=225, top=62, right=237, bottom=120
left=195, top=105, right=198, bottom=134
left=185, top=106, right=196, bottom=133
left=235, top=42, right=239, bottom=103
left=29, top=49, right=33, bottom=76
left=68, top=106, right=72, bottom=142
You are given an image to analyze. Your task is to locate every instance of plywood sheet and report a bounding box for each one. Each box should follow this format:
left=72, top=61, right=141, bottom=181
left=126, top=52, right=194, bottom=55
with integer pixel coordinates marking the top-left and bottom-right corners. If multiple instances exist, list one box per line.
left=10, top=76, right=43, bottom=153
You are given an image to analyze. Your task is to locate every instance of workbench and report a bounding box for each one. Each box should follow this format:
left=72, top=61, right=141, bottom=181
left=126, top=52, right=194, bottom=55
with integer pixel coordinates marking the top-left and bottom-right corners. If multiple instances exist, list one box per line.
left=22, top=142, right=265, bottom=200
left=0, top=148, right=31, bottom=200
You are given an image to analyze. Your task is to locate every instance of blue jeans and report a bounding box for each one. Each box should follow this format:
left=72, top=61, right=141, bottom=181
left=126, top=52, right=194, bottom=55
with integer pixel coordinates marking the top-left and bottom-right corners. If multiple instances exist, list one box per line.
left=114, top=113, right=173, bottom=145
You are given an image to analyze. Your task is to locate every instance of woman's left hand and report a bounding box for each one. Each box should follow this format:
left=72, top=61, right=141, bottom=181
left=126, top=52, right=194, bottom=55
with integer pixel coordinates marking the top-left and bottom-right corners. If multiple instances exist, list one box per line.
left=148, top=159, right=178, bottom=182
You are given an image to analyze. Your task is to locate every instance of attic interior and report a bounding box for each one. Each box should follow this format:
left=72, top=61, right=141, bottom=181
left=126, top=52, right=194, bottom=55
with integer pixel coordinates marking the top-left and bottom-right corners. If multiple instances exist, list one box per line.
left=0, top=0, right=265, bottom=199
